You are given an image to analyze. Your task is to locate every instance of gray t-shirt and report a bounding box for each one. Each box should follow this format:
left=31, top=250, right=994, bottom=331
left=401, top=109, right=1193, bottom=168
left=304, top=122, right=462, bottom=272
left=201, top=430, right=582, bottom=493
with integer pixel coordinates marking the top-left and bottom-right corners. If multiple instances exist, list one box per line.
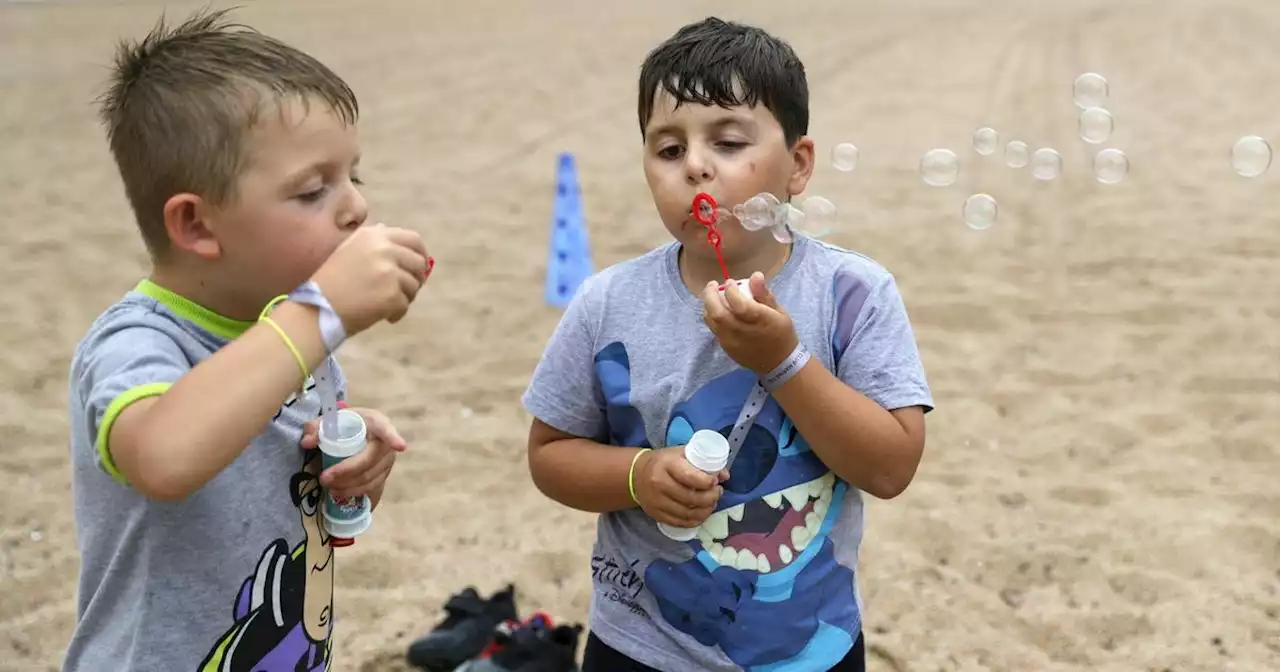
left=63, top=279, right=347, bottom=672
left=522, top=235, right=933, bottom=672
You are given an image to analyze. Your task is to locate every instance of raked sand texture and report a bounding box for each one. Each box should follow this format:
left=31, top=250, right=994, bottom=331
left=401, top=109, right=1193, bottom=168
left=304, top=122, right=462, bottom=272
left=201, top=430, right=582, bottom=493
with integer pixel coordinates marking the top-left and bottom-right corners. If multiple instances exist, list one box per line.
left=0, top=0, right=1277, bottom=670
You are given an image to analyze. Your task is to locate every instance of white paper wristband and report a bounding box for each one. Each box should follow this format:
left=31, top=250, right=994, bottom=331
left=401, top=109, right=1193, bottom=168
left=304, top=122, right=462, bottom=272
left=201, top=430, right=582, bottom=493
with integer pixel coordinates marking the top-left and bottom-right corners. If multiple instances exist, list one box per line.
left=287, top=280, right=347, bottom=354
left=761, top=342, right=811, bottom=392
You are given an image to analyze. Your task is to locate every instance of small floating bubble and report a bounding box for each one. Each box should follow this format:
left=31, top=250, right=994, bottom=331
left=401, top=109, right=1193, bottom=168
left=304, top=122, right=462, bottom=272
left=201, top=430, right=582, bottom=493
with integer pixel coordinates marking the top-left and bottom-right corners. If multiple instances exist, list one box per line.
left=1073, top=72, right=1109, bottom=109
left=920, top=148, right=960, bottom=187
left=1078, top=107, right=1114, bottom=144
left=1092, top=148, right=1129, bottom=184
left=962, top=194, right=998, bottom=231
left=831, top=143, right=859, bottom=172
left=1231, top=135, right=1272, bottom=178
left=1004, top=140, right=1030, bottom=168
left=973, top=127, right=999, bottom=156
left=1031, top=148, right=1063, bottom=181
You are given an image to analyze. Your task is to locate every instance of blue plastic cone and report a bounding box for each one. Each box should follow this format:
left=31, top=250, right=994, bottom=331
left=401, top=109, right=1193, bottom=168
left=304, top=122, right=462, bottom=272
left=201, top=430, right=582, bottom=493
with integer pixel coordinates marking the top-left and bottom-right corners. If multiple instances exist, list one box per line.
left=544, top=152, right=594, bottom=308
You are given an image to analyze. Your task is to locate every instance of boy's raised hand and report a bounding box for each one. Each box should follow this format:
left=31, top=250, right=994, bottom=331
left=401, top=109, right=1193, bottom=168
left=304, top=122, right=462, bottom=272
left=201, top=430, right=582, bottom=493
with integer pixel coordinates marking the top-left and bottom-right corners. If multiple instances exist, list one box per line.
left=300, top=407, right=407, bottom=503
left=633, top=447, right=729, bottom=528
left=701, top=272, right=799, bottom=375
left=311, top=223, right=431, bottom=336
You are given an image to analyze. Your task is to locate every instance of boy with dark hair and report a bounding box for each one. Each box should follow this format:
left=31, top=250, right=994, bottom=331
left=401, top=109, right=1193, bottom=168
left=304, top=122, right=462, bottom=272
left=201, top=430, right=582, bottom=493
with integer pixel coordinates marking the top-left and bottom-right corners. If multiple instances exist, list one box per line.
left=523, top=17, right=933, bottom=671
left=64, top=8, right=431, bottom=671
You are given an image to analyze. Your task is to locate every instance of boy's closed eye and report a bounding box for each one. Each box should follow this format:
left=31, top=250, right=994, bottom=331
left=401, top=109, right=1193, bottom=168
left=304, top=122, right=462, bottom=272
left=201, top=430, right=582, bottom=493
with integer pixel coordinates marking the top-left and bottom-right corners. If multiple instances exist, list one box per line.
left=296, top=176, right=364, bottom=203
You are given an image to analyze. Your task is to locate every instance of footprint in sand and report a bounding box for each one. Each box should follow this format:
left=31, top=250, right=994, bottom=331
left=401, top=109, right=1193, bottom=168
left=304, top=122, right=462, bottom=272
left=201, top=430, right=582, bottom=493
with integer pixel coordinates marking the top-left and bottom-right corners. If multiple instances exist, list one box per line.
left=1048, top=485, right=1114, bottom=506
left=1107, top=570, right=1177, bottom=607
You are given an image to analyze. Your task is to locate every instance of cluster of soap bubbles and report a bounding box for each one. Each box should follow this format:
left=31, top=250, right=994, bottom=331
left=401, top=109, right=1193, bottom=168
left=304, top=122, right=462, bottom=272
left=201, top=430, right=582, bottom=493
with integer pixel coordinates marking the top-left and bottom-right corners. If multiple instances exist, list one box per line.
left=828, top=72, right=1137, bottom=232
left=706, top=193, right=839, bottom=242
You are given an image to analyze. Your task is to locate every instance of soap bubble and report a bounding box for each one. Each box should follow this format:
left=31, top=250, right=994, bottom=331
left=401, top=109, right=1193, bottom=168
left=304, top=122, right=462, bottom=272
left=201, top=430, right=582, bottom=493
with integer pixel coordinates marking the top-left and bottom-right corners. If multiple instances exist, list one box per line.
left=1073, top=72, right=1109, bottom=109
left=1004, top=141, right=1030, bottom=168
left=1092, top=148, right=1129, bottom=184
left=1231, top=135, right=1272, bottom=178
left=962, top=194, right=998, bottom=231
left=798, top=196, right=837, bottom=237
left=831, top=143, right=859, bottom=172
left=920, top=148, right=960, bottom=187
left=1031, top=148, right=1063, bottom=181
left=735, top=192, right=782, bottom=230
left=1078, top=107, right=1114, bottom=144
left=972, top=127, right=999, bottom=156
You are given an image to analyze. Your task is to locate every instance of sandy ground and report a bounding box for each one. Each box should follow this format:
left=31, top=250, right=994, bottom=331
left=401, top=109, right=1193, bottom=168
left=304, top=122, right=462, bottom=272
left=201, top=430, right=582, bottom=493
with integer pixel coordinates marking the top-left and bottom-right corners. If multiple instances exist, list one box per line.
left=1, top=0, right=1278, bottom=670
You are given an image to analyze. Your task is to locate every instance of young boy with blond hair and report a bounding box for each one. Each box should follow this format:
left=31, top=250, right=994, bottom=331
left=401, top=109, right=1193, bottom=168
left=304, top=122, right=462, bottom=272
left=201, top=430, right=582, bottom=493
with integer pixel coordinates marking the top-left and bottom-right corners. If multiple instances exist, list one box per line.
left=523, top=17, right=933, bottom=671
left=63, top=9, right=431, bottom=671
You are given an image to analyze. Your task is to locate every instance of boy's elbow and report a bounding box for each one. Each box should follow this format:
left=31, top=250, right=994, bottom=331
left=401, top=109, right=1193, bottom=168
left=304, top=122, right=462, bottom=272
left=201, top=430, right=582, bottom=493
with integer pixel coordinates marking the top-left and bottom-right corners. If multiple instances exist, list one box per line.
left=864, top=448, right=923, bottom=500
left=125, top=451, right=201, bottom=502
left=865, top=473, right=913, bottom=500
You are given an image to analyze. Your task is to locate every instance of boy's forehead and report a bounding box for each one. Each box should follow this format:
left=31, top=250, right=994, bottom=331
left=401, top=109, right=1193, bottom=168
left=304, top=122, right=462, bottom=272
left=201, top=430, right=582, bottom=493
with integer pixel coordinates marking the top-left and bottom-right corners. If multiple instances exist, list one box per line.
left=644, top=88, right=769, bottom=137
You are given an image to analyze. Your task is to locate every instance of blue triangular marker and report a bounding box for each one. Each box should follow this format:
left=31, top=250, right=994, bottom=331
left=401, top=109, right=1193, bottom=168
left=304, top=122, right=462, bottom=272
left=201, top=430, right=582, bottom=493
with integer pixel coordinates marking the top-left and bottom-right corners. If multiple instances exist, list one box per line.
left=545, top=152, right=594, bottom=308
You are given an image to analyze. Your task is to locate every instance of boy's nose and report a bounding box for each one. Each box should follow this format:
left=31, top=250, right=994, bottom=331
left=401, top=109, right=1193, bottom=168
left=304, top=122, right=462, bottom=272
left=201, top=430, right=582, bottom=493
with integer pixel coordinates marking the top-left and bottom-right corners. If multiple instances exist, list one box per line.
left=342, top=184, right=369, bottom=229
left=684, top=148, right=716, bottom=185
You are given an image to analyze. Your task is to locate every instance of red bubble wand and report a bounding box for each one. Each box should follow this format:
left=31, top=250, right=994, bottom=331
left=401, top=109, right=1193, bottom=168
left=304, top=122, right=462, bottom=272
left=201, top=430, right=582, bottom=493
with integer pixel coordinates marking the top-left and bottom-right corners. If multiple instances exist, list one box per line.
left=692, top=192, right=731, bottom=285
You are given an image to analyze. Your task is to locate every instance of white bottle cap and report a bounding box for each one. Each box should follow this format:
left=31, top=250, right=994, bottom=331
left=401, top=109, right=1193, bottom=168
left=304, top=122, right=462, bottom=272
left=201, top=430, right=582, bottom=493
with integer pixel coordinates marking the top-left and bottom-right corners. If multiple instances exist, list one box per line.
left=684, top=429, right=730, bottom=473
left=319, top=409, right=367, bottom=458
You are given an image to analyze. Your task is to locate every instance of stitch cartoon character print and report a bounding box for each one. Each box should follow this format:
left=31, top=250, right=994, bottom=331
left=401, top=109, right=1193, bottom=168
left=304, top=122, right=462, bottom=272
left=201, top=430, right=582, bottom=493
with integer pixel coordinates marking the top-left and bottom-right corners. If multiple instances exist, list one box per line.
left=595, top=342, right=859, bottom=671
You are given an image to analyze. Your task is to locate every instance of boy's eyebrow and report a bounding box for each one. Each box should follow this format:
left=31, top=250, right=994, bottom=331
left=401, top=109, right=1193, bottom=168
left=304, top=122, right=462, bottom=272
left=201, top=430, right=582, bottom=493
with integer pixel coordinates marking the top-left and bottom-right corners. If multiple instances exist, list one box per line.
left=645, top=113, right=758, bottom=142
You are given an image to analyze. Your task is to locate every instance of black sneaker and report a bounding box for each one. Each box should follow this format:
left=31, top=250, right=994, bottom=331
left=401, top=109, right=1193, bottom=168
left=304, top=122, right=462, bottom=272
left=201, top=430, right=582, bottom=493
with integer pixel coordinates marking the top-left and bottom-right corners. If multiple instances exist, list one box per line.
left=407, top=584, right=519, bottom=671
left=457, top=612, right=583, bottom=672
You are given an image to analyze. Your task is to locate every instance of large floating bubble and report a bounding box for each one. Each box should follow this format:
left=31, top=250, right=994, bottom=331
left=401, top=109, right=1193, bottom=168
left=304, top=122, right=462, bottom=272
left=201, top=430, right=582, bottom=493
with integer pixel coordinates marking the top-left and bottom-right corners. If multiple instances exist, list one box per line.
left=1231, top=135, right=1272, bottom=178
left=972, top=127, right=999, bottom=156
left=1005, top=140, right=1030, bottom=168
left=831, top=143, right=859, bottom=172
left=920, top=148, right=960, bottom=187
left=1073, top=72, right=1109, bottom=109
left=962, top=193, right=998, bottom=231
left=1092, top=148, right=1129, bottom=184
left=798, top=196, right=837, bottom=237
left=1031, top=148, right=1063, bottom=181
left=1078, top=107, right=1114, bottom=144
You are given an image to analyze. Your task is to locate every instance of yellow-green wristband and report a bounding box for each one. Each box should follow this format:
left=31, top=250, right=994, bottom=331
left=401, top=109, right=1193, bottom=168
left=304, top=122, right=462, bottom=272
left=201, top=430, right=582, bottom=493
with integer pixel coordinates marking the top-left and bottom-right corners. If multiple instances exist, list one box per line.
left=628, top=448, right=650, bottom=507
left=258, top=295, right=308, bottom=389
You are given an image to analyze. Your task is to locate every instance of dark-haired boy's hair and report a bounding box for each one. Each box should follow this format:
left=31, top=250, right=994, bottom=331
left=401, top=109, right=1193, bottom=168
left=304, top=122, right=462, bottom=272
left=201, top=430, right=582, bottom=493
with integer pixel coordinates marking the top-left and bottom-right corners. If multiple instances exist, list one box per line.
left=637, top=17, right=809, bottom=145
left=96, top=7, right=358, bottom=258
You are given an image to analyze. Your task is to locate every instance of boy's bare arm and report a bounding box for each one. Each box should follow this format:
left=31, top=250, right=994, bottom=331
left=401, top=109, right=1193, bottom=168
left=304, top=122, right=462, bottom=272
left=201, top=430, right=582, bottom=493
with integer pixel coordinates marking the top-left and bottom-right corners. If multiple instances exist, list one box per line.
left=526, top=419, right=643, bottom=513
left=770, top=358, right=926, bottom=500
left=109, top=301, right=327, bottom=501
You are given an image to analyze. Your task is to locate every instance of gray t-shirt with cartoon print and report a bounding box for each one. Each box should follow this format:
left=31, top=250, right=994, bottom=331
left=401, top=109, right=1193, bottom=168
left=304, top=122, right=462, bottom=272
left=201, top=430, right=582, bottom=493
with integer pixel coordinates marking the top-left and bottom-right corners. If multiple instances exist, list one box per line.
left=63, top=279, right=347, bottom=672
left=523, top=234, right=933, bottom=672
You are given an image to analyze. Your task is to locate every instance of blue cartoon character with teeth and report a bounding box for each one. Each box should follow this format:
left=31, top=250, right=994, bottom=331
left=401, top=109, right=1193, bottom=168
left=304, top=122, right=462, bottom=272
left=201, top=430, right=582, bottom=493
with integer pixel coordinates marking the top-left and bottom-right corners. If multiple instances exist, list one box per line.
left=595, top=343, right=860, bottom=670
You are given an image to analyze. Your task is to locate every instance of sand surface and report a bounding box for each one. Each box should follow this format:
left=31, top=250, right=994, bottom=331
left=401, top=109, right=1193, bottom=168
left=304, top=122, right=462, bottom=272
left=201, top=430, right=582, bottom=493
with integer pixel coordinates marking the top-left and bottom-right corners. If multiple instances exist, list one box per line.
left=1, top=0, right=1277, bottom=670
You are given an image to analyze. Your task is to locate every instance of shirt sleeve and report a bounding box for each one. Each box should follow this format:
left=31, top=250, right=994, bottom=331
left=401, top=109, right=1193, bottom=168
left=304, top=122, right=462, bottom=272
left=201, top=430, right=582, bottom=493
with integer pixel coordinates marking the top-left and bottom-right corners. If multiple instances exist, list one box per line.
left=831, top=270, right=934, bottom=413
left=73, top=320, right=192, bottom=484
left=521, top=279, right=607, bottom=439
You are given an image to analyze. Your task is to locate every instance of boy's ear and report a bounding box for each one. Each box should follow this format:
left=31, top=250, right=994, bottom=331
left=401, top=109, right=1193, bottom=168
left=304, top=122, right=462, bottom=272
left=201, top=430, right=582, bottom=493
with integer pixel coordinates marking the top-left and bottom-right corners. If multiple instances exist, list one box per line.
left=162, top=193, right=222, bottom=260
left=787, top=136, right=816, bottom=196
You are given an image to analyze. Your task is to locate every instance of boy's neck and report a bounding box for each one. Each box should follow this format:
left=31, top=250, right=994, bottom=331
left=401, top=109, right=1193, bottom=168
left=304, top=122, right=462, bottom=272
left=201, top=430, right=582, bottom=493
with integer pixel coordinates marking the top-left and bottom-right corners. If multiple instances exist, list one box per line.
left=148, top=264, right=263, bottom=323
left=678, top=239, right=792, bottom=296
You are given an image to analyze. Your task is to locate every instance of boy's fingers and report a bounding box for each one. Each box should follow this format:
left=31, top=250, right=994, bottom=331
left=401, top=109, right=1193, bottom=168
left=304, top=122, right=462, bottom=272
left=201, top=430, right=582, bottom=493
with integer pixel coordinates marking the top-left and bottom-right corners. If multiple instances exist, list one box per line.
left=327, top=450, right=396, bottom=495
left=299, top=420, right=320, bottom=449
left=362, top=411, right=408, bottom=452
left=669, top=462, right=717, bottom=491
left=318, top=444, right=379, bottom=486
left=701, top=281, right=730, bottom=323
